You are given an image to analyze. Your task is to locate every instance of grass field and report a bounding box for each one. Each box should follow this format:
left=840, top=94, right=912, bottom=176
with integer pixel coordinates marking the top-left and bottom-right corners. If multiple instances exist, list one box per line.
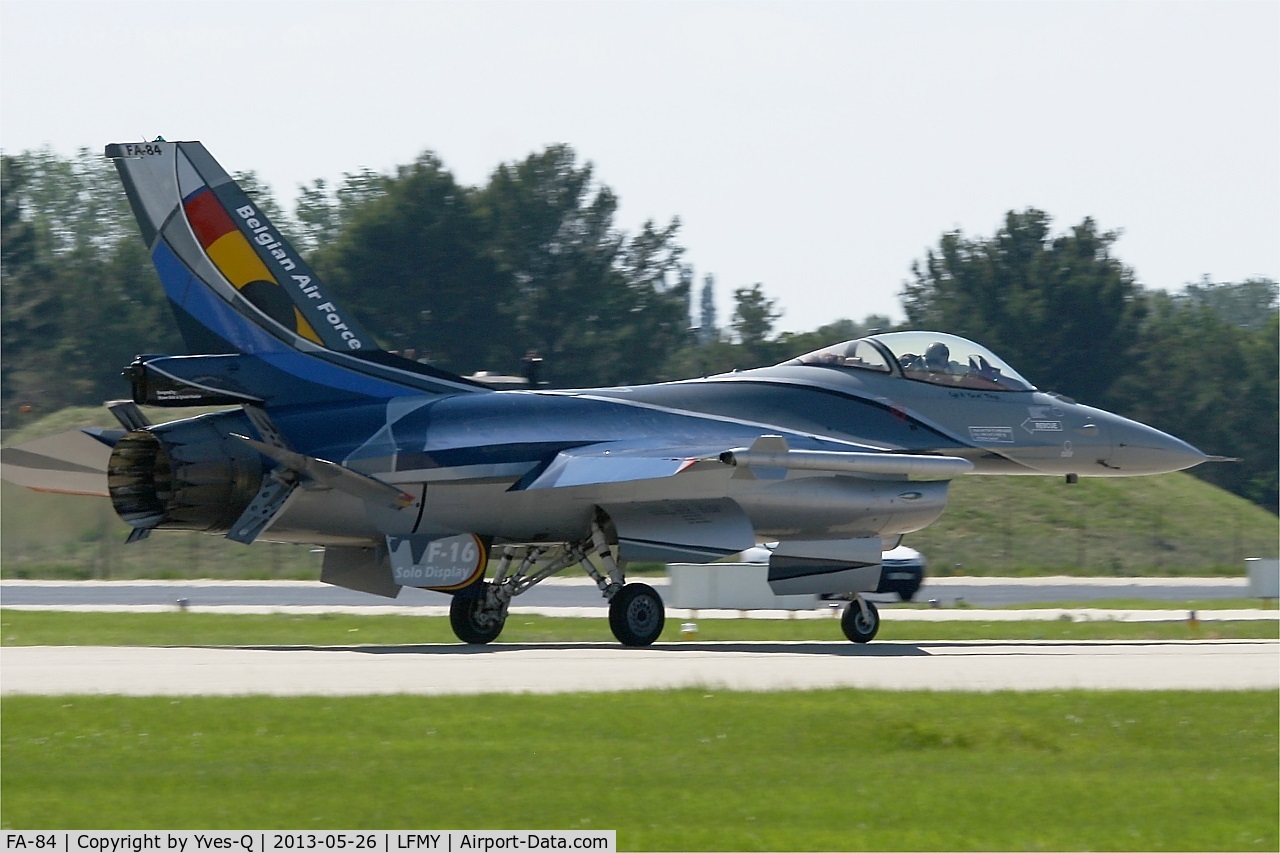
left=2, top=690, right=1276, bottom=850
left=2, top=613, right=1276, bottom=848
left=2, top=610, right=1277, bottom=647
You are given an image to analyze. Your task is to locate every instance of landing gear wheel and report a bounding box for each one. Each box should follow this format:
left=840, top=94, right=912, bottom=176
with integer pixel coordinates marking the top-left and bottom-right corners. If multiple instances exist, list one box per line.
left=841, top=599, right=880, bottom=643
left=608, top=583, right=665, bottom=647
left=449, top=583, right=506, bottom=645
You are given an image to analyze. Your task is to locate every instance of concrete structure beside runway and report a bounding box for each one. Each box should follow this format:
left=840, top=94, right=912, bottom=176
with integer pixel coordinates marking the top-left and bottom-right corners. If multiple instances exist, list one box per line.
left=1, top=575, right=1270, bottom=611
left=3, top=577, right=1277, bottom=623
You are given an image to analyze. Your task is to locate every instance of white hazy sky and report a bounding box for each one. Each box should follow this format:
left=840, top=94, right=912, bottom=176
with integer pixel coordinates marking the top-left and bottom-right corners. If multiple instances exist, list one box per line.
left=2, top=0, right=1277, bottom=333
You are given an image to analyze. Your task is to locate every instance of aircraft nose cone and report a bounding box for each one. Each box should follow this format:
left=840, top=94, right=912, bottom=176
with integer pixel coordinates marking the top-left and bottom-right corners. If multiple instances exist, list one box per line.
left=1105, top=416, right=1208, bottom=475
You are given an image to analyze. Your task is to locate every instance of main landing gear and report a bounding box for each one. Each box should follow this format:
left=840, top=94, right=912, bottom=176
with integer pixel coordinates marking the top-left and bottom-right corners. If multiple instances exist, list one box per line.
left=447, top=516, right=883, bottom=647
left=447, top=516, right=665, bottom=647
left=607, top=582, right=665, bottom=647
left=448, top=581, right=506, bottom=645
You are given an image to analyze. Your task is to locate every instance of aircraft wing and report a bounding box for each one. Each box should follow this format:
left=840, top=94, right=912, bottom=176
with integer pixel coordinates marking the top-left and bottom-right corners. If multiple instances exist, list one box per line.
left=516, top=436, right=972, bottom=491
left=516, top=442, right=718, bottom=490
left=0, top=429, right=120, bottom=497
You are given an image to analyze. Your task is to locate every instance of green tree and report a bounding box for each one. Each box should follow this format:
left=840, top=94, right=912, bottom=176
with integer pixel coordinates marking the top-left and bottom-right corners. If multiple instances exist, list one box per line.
left=697, top=274, right=718, bottom=344
left=1, top=149, right=180, bottom=417
left=1236, top=314, right=1279, bottom=510
left=294, top=169, right=389, bottom=252
left=475, top=145, right=689, bottom=385
left=309, top=153, right=503, bottom=373
left=730, top=283, right=783, bottom=366
left=232, top=170, right=289, bottom=227
left=1110, top=289, right=1278, bottom=512
left=776, top=315, right=896, bottom=358
left=902, top=209, right=1146, bottom=403
left=669, top=284, right=879, bottom=377
left=1, top=153, right=58, bottom=414
left=1180, top=276, right=1278, bottom=331
left=476, top=145, right=624, bottom=382
left=606, top=218, right=694, bottom=384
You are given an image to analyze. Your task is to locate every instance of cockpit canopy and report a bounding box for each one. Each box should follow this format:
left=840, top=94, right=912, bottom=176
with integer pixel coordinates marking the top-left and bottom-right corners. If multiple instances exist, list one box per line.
left=789, top=331, right=1035, bottom=392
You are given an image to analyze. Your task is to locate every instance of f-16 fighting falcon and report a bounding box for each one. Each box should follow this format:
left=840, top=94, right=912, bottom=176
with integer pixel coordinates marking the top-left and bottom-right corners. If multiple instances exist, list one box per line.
left=0, top=141, right=1211, bottom=646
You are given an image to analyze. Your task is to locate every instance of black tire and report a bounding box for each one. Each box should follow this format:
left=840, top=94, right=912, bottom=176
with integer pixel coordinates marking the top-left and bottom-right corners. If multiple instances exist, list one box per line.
left=841, top=599, right=880, bottom=643
left=608, top=583, right=665, bottom=647
left=897, top=584, right=920, bottom=602
left=449, top=584, right=505, bottom=645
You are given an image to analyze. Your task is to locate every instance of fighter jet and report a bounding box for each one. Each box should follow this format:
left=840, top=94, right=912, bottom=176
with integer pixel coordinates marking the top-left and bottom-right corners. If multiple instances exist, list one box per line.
left=0, top=141, right=1210, bottom=646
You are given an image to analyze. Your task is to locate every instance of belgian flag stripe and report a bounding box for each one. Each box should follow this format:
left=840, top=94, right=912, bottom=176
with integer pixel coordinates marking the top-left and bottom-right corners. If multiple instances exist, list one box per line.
left=183, top=187, right=237, bottom=248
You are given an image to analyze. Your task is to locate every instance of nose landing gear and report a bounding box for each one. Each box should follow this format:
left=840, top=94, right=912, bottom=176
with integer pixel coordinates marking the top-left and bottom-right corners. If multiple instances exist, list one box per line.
left=840, top=596, right=881, bottom=643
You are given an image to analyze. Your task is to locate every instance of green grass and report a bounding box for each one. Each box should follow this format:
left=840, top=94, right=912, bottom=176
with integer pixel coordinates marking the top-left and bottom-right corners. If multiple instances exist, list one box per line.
left=2, top=610, right=1276, bottom=647
left=2, top=690, right=1276, bottom=850
left=0, top=488, right=324, bottom=580
left=1003, top=597, right=1279, bottom=610
left=910, top=473, right=1278, bottom=575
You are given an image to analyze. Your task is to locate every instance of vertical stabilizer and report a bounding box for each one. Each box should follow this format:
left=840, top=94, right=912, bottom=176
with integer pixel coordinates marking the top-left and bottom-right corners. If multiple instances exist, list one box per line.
left=108, top=140, right=374, bottom=354
left=107, top=140, right=487, bottom=402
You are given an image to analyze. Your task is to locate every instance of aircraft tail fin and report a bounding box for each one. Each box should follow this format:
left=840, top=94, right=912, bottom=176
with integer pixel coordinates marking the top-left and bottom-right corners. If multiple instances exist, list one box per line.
left=106, top=140, right=487, bottom=402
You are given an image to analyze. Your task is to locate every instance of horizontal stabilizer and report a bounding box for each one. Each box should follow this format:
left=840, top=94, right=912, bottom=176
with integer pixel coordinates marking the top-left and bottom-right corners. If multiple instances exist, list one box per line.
left=233, top=435, right=415, bottom=510
left=108, top=400, right=151, bottom=431
left=83, top=427, right=128, bottom=448
left=0, top=429, right=114, bottom=497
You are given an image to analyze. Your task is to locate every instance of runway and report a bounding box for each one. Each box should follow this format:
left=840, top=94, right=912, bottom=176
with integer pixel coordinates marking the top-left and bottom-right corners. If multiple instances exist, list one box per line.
left=3, top=640, right=1275, bottom=696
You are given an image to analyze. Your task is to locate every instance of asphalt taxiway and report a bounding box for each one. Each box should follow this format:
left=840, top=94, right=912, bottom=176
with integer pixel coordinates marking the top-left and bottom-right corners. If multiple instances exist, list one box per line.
left=3, top=577, right=1275, bottom=696
left=2, top=640, right=1276, bottom=696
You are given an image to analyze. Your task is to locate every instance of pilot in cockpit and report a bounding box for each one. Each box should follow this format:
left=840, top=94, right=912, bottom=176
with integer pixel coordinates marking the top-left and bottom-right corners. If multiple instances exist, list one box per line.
left=924, top=342, right=956, bottom=372
left=901, top=341, right=962, bottom=375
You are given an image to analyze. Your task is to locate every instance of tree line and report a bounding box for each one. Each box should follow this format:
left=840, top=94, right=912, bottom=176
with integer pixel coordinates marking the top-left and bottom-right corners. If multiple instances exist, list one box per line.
left=2, top=147, right=1275, bottom=511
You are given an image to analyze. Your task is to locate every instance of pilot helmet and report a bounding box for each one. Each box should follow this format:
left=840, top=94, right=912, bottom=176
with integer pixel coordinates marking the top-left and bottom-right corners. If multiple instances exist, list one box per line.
left=924, top=342, right=950, bottom=369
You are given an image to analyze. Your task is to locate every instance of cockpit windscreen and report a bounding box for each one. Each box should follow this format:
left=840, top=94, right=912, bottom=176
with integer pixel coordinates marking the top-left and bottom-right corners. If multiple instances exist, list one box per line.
left=790, top=331, right=1035, bottom=392
left=788, top=338, right=893, bottom=373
